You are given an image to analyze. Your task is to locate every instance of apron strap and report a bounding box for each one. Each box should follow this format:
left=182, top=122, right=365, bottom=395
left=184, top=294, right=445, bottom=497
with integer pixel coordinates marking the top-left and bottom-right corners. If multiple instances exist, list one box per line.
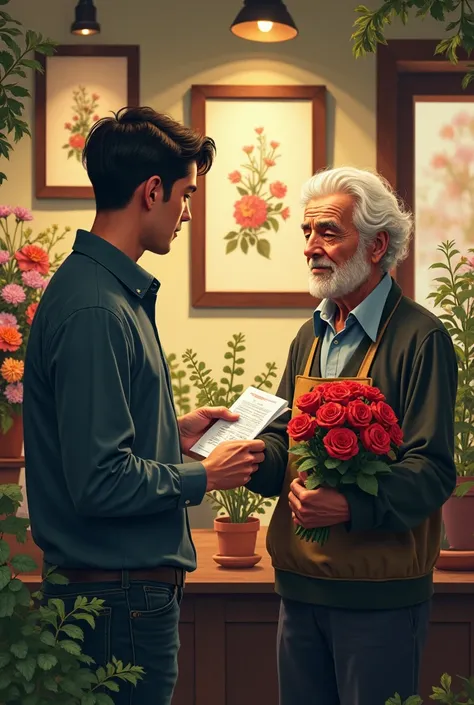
left=357, top=293, right=402, bottom=378
left=303, top=292, right=403, bottom=379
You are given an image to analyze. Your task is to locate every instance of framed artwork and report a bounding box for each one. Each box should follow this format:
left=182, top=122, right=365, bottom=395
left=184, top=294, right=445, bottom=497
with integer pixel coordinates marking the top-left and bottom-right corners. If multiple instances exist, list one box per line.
left=190, top=85, right=327, bottom=308
left=35, top=45, right=139, bottom=199
left=377, top=40, right=474, bottom=301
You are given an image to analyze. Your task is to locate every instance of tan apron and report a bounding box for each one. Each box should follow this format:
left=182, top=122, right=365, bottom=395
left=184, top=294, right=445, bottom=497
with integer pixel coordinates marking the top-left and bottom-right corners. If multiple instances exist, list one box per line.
left=266, top=295, right=408, bottom=576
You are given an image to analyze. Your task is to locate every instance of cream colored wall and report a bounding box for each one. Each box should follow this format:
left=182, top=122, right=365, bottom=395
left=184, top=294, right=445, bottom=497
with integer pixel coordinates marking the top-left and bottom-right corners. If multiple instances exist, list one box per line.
left=9, top=0, right=443, bottom=526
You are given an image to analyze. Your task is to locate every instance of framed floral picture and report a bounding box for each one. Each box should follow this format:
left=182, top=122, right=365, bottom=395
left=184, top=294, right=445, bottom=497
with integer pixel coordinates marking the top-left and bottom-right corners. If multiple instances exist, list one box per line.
left=190, top=84, right=327, bottom=308
left=34, top=45, right=139, bottom=199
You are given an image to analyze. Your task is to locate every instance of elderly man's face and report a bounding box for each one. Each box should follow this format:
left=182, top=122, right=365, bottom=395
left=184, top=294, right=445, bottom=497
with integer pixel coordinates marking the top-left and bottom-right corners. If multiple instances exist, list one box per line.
left=302, top=193, right=374, bottom=300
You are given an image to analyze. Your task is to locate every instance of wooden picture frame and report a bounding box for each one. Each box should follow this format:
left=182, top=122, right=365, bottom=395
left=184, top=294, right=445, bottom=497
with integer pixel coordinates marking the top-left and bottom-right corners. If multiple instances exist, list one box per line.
left=376, top=40, right=474, bottom=299
left=190, top=85, right=327, bottom=308
left=35, top=45, right=139, bottom=199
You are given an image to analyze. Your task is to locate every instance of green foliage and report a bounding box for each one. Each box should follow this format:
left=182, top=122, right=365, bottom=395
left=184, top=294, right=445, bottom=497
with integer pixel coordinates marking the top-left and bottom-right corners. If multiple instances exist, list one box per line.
left=0, top=0, right=57, bottom=184
left=0, top=482, right=144, bottom=702
left=427, top=241, right=474, bottom=478
left=386, top=672, right=474, bottom=703
left=167, top=333, right=278, bottom=523
left=351, top=1, right=474, bottom=88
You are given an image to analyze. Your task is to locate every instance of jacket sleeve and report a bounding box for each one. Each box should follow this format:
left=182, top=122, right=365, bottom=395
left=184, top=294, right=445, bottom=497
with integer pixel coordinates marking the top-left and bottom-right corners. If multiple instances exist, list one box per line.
left=245, top=339, right=296, bottom=498
left=345, top=330, right=458, bottom=532
left=50, top=307, right=207, bottom=518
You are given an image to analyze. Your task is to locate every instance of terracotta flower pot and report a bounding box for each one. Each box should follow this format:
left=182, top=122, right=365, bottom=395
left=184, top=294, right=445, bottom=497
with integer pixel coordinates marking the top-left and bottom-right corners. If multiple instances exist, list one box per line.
left=442, top=476, right=474, bottom=550
left=0, top=413, right=23, bottom=459
left=213, top=516, right=261, bottom=568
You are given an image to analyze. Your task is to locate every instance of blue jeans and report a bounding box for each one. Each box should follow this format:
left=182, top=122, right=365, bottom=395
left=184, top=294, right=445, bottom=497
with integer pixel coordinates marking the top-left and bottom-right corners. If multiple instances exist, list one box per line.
left=42, top=574, right=183, bottom=705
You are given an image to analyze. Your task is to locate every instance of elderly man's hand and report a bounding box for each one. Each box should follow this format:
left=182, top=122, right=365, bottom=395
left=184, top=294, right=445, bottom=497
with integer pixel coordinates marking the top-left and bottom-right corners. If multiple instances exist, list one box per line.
left=288, top=476, right=350, bottom=529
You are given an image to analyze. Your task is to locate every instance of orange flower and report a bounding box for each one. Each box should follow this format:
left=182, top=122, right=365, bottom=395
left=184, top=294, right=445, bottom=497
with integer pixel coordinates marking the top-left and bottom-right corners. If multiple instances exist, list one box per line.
left=26, top=302, right=38, bottom=325
left=15, top=244, right=50, bottom=275
left=440, top=125, right=454, bottom=139
left=69, top=134, right=86, bottom=150
left=431, top=154, right=448, bottom=169
left=242, top=145, right=254, bottom=154
left=255, top=127, right=264, bottom=134
left=264, top=158, right=276, bottom=167
left=281, top=207, right=290, bottom=220
left=270, top=180, right=287, bottom=199
left=234, top=195, right=268, bottom=229
left=0, top=326, right=22, bottom=352
left=1, top=358, right=24, bottom=383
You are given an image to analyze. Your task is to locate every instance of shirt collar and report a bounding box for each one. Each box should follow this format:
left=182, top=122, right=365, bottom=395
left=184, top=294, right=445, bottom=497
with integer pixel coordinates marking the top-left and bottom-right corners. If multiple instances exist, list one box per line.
left=72, top=230, right=159, bottom=299
left=313, top=274, right=392, bottom=342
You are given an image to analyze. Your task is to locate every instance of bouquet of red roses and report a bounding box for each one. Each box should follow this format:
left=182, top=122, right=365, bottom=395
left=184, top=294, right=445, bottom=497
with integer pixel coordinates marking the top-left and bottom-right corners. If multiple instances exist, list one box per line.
left=287, top=380, right=403, bottom=544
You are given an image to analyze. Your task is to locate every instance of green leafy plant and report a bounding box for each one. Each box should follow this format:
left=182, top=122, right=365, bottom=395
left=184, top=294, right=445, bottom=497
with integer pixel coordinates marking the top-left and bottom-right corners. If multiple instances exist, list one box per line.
left=0, top=483, right=144, bottom=703
left=427, top=240, right=474, bottom=495
left=351, top=1, right=474, bottom=88
left=167, top=333, right=278, bottom=522
left=386, top=672, right=474, bottom=703
left=0, top=0, right=56, bottom=184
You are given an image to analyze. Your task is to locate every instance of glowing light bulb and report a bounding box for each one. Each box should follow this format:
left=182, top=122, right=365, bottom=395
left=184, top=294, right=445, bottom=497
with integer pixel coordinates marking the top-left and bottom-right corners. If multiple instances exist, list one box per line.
left=81, top=28, right=90, bottom=35
left=257, top=20, right=273, bottom=33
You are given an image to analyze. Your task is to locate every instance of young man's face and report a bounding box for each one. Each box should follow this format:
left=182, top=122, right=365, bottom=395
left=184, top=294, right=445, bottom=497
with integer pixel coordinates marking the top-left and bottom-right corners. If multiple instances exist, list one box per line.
left=142, top=162, right=197, bottom=256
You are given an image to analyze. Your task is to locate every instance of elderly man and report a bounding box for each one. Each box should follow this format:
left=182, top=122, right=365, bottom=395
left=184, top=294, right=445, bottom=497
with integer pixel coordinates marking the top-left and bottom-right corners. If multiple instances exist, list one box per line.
left=248, top=167, right=457, bottom=705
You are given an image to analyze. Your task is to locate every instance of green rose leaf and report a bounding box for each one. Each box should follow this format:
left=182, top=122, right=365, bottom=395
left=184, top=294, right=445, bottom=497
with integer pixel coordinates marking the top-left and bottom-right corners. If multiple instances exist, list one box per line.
left=356, top=473, right=378, bottom=496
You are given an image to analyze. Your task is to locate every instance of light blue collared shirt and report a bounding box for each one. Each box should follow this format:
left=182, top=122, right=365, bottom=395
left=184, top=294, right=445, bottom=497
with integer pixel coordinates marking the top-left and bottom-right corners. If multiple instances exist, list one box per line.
left=313, top=274, right=392, bottom=377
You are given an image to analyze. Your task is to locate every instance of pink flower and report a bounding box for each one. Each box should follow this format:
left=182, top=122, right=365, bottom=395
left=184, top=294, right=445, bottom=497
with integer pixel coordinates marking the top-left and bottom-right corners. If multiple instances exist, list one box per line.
left=465, top=255, right=474, bottom=269
left=264, top=158, right=276, bottom=167
left=64, top=122, right=72, bottom=130
left=41, top=277, right=50, bottom=290
left=255, top=127, right=264, bottom=134
left=281, top=207, right=290, bottom=220
left=431, top=154, right=448, bottom=169
left=270, top=181, right=287, bottom=198
left=454, top=146, right=474, bottom=164
left=452, top=112, right=471, bottom=127
left=0, top=206, right=12, bottom=218
left=270, top=141, right=280, bottom=149
left=1, top=284, right=26, bottom=306
left=234, top=195, right=268, bottom=229
left=92, top=93, right=100, bottom=101
left=22, top=270, right=45, bottom=289
left=73, top=115, right=79, bottom=121
left=0, top=251, right=10, bottom=265
left=93, top=114, right=100, bottom=122
left=12, top=207, right=33, bottom=222
left=228, top=170, right=241, bottom=184
left=4, top=382, right=23, bottom=404
left=0, top=313, right=18, bottom=328
left=440, top=125, right=454, bottom=139
left=242, top=145, right=254, bottom=154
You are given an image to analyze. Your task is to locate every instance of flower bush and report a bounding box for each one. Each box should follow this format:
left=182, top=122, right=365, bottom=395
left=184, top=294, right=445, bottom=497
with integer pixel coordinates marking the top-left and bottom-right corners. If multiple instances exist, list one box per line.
left=63, top=87, right=101, bottom=161
left=0, top=207, right=68, bottom=432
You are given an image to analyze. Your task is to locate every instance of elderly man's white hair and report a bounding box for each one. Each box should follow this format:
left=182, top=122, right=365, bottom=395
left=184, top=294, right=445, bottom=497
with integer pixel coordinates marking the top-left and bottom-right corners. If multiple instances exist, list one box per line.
left=300, top=167, right=413, bottom=273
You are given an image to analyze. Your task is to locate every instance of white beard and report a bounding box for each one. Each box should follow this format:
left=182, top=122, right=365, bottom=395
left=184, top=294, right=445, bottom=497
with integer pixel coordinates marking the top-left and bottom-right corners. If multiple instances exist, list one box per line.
left=308, top=243, right=372, bottom=300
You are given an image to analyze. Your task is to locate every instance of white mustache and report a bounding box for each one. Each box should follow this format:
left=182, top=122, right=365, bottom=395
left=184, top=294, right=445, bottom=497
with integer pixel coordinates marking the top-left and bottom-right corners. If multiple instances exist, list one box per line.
left=309, top=258, right=333, bottom=269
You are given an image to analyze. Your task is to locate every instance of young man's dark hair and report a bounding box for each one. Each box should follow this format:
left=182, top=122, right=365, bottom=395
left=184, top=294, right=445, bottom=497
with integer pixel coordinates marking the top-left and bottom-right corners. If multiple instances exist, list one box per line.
left=82, top=106, right=216, bottom=210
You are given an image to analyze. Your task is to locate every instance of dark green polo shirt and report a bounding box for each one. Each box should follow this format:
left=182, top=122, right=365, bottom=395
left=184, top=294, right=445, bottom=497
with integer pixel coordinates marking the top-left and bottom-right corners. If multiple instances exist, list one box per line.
left=24, top=230, right=207, bottom=570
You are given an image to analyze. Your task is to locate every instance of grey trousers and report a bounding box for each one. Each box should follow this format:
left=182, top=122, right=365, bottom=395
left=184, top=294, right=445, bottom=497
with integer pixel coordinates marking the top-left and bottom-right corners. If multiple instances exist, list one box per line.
left=277, top=597, right=431, bottom=705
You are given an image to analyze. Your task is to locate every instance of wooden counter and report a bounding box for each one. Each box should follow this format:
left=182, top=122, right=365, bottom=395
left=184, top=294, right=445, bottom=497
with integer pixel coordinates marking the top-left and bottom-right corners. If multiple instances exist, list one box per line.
left=21, top=528, right=474, bottom=704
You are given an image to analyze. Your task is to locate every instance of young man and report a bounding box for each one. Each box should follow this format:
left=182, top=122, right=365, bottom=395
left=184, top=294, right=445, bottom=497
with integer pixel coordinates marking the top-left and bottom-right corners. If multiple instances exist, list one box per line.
left=247, top=166, right=457, bottom=705
left=24, top=107, right=265, bottom=704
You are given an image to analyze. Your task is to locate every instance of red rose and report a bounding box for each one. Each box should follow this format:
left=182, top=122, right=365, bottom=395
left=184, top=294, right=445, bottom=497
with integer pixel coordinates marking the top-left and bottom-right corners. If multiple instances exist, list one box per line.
left=344, top=381, right=366, bottom=399
left=323, top=382, right=353, bottom=405
left=323, top=427, right=359, bottom=461
left=389, top=423, right=404, bottom=447
left=361, top=386, right=385, bottom=402
left=287, top=413, right=318, bottom=442
left=371, top=401, right=398, bottom=427
left=316, top=402, right=346, bottom=428
left=346, top=400, right=372, bottom=428
left=296, top=391, right=322, bottom=415
left=361, top=423, right=391, bottom=455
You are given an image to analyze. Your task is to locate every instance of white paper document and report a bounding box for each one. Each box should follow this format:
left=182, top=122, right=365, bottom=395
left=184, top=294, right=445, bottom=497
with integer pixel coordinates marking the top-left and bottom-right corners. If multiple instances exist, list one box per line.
left=190, top=386, right=289, bottom=458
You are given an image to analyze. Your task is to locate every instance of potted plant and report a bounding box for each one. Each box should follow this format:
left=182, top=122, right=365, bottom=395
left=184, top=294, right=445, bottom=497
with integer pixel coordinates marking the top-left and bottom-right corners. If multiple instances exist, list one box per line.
left=427, top=240, right=474, bottom=556
left=167, top=333, right=277, bottom=567
left=0, top=482, right=144, bottom=704
left=0, top=208, right=68, bottom=466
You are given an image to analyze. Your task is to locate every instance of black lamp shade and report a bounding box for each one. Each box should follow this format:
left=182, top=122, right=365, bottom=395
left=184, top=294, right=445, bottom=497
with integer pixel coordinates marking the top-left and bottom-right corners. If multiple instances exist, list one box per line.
left=230, top=0, right=298, bottom=42
left=71, top=0, right=101, bottom=36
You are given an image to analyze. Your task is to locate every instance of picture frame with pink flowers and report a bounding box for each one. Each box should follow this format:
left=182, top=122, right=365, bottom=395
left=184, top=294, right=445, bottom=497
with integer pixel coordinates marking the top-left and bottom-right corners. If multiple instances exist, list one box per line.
left=34, top=45, right=139, bottom=199
left=190, top=84, right=327, bottom=308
